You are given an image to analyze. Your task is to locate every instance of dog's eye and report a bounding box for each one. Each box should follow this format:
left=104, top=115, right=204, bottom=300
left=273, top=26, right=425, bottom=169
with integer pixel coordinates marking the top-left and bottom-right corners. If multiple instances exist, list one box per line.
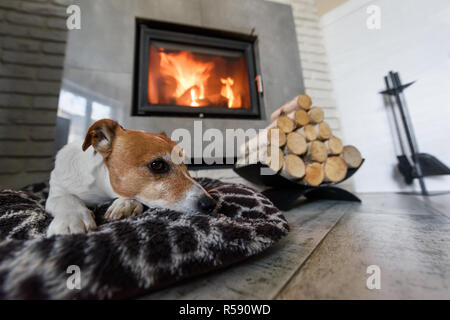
left=148, top=160, right=169, bottom=173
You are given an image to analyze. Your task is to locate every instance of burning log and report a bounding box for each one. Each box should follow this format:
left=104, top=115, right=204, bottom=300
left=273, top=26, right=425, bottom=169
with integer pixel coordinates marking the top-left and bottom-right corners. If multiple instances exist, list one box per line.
left=324, top=156, right=348, bottom=183
left=178, top=85, right=201, bottom=104
left=281, top=154, right=306, bottom=180
left=285, top=132, right=307, bottom=155
left=342, top=145, right=363, bottom=168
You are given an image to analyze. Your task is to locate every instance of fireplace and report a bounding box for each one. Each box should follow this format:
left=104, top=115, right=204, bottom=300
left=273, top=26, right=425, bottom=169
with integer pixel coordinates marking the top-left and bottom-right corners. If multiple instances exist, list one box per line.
left=133, top=19, right=263, bottom=119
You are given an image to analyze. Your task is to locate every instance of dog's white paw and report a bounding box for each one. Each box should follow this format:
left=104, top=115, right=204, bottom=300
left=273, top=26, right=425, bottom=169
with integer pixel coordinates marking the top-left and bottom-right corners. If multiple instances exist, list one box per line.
left=105, top=198, right=144, bottom=220
left=47, top=209, right=97, bottom=237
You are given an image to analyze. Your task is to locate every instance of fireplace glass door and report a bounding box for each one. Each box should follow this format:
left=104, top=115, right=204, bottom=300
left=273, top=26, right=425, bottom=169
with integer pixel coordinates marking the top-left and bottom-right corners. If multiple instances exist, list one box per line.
left=133, top=20, right=262, bottom=118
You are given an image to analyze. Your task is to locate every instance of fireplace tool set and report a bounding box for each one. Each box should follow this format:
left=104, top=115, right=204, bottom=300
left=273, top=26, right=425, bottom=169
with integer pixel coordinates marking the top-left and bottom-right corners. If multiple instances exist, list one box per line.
left=380, top=71, right=450, bottom=196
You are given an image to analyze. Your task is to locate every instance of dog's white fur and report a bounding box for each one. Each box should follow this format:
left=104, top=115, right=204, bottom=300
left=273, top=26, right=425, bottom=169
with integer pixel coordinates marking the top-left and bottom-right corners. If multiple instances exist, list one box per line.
left=46, top=136, right=212, bottom=237
left=45, top=140, right=145, bottom=236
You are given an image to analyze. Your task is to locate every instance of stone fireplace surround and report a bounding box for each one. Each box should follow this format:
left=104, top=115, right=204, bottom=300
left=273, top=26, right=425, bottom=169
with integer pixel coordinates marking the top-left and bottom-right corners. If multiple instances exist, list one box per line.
left=61, top=0, right=304, bottom=182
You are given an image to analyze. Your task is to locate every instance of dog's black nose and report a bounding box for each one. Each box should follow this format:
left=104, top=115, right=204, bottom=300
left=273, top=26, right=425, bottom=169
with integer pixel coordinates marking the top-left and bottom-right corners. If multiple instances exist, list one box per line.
left=197, top=195, right=217, bottom=214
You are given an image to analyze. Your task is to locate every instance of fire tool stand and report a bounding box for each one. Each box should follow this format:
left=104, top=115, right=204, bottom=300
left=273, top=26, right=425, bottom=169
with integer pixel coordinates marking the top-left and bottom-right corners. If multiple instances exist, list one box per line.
left=380, top=71, right=450, bottom=196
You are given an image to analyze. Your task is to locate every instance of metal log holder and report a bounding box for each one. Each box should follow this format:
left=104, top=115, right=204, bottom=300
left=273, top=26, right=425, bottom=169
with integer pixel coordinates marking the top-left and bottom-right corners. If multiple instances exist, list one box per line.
left=233, top=161, right=363, bottom=211
left=380, top=71, right=450, bottom=196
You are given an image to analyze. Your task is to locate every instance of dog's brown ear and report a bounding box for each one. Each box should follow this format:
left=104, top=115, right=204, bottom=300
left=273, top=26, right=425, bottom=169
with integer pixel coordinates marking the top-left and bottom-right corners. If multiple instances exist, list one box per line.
left=82, top=119, right=122, bottom=156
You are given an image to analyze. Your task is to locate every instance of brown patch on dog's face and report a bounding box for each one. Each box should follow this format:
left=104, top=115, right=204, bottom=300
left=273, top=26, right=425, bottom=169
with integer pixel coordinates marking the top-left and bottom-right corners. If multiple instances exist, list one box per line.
left=104, top=129, right=201, bottom=209
left=82, top=119, right=213, bottom=213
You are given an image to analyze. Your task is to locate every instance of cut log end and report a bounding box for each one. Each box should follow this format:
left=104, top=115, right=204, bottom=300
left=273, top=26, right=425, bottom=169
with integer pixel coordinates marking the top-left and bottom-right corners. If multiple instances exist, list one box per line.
left=270, top=96, right=301, bottom=122
left=304, top=162, right=324, bottom=186
left=286, top=132, right=307, bottom=155
left=327, top=136, right=344, bottom=155
left=266, top=146, right=284, bottom=172
left=324, top=156, right=348, bottom=183
left=268, top=128, right=287, bottom=147
left=342, top=145, right=363, bottom=168
left=277, top=115, right=296, bottom=133
left=295, top=109, right=309, bottom=127
left=318, top=122, right=332, bottom=140
left=297, top=94, right=312, bottom=110
left=302, top=124, right=317, bottom=142
left=309, top=140, right=328, bottom=163
left=283, top=154, right=306, bottom=179
left=309, top=107, right=324, bottom=124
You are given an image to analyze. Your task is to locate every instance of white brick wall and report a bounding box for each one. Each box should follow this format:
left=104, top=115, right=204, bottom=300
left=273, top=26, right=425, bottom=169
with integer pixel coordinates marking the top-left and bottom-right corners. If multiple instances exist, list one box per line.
left=271, top=0, right=341, bottom=135
left=0, top=0, right=69, bottom=189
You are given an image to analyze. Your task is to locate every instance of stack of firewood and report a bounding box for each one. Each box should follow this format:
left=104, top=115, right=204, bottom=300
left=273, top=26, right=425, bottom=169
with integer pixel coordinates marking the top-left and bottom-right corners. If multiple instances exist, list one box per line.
left=239, top=94, right=362, bottom=186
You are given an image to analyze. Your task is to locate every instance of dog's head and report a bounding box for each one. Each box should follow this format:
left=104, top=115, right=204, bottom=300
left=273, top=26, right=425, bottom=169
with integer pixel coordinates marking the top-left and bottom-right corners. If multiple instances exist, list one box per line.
left=82, top=119, right=216, bottom=214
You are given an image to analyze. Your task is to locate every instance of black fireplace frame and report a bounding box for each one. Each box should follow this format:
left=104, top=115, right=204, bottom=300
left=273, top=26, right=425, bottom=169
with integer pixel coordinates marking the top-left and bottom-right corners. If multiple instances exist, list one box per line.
left=132, top=19, right=263, bottom=119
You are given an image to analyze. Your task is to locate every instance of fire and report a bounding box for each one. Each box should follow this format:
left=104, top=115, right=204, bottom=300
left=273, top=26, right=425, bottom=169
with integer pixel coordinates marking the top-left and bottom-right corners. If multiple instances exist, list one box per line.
left=220, top=77, right=240, bottom=108
left=190, top=87, right=200, bottom=107
left=153, top=49, right=247, bottom=109
left=159, top=51, right=212, bottom=107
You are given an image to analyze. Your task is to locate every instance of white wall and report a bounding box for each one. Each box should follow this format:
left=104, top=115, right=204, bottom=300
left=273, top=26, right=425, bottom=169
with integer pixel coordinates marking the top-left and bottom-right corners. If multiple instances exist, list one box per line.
left=321, top=0, right=450, bottom=193
left=270, top=0, right=342, bottom=136
left=315, top=0, right=349, bottom=16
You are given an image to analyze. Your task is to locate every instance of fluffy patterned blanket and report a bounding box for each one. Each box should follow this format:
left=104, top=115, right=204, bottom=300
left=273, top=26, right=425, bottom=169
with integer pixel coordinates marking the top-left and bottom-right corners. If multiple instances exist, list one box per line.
left=0, top=178, right=288, bottom=299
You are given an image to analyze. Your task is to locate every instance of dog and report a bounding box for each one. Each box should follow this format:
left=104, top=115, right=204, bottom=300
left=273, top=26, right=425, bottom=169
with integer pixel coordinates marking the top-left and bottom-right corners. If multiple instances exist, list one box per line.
left=45, top=119, right=216, bottom=236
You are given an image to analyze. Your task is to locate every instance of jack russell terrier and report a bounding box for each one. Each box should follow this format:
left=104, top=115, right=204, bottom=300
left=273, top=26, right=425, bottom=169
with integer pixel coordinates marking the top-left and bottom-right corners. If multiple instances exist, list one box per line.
left=46, top=119, right=216, bottom=237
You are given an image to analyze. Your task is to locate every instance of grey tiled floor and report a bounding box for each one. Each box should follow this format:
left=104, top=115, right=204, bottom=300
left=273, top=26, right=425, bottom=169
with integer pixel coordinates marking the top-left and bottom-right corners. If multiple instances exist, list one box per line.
left=143, top=193, right=450, bottom=300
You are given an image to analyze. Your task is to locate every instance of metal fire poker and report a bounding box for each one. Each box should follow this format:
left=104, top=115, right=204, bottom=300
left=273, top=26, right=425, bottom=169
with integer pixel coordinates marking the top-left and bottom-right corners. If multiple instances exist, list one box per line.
left=381, top=71, right=450, bottom=195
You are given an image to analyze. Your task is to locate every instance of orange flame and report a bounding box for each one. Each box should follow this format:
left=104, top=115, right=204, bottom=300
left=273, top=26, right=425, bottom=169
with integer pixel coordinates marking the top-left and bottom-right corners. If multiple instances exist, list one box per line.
left=159, top=51, right=213, bottom=107
left=220, top=77, right=241, bottom=109
left=190, top=87, right=200, bottom=107
left=156, top=50, right=245, bottom=108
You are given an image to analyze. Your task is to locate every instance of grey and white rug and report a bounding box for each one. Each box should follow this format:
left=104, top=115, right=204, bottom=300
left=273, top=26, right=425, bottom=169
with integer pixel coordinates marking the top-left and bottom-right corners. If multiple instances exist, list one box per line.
left=0, top=178, right=288, bottom=299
